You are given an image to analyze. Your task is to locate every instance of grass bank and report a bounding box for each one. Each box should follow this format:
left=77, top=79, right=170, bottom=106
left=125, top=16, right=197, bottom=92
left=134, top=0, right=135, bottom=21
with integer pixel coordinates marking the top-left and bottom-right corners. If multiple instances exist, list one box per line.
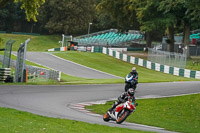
left=86, top=94, right=200, bottom=133
left=0, top=107, right=151, bottom=133
left=0, top=33, right=60, bottom=51
left=54, top=51, right=199, bottom=83
left=60, top=73, right=123, bottom=84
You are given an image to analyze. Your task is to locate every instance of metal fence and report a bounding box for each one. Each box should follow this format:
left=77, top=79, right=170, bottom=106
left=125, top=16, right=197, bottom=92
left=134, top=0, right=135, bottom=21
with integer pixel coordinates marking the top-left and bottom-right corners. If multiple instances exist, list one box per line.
left=15, top=39, right=29, bottom=82
left=0, top=55, right=61, bottom=81
left=148, top=48, right=187, bottom=69
left=2, top=40, right=15, bottom=68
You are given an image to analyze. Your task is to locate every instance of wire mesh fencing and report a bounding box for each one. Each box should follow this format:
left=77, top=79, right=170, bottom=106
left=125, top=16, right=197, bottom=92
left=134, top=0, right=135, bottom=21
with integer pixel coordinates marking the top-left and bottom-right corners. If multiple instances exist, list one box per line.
left=0, top=55, right=61, bottom=81
left=148, top=48, right=187, bottom=69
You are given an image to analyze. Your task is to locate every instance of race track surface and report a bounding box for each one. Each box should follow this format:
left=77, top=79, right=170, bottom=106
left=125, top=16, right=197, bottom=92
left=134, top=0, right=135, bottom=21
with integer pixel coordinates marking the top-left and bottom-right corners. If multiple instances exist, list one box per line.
left=15, top=52, right=121, bottom=79
left=0, top=81, right=200, bottom=133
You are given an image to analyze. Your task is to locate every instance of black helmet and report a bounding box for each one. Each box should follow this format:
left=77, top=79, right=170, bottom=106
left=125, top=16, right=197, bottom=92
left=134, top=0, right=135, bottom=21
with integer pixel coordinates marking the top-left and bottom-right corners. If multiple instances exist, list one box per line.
left=127, top=88, right=135, bottom=96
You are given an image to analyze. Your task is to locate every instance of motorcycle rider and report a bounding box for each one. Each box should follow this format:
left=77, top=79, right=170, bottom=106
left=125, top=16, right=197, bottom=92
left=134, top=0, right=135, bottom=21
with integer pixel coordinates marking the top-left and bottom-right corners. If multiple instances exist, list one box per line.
left=108, top=88, right=136, bottom=113
left=125, top=67, right=138, bottom=91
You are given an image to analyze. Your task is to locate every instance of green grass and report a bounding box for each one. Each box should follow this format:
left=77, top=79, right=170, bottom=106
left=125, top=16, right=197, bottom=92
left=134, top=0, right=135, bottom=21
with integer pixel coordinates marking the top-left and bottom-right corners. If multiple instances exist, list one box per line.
left=0, top=107, right=151, bottom=133
left=60, top=73, right=123, bottom=84
left=54, top=51, right=199, bottom=83
left=186, top=57, right=200, bottom=70
left=0, top=33, right=61, bottom=51
left=0, top=51, right=49, bottom=69
left=86, top=94, right=200, bottom=133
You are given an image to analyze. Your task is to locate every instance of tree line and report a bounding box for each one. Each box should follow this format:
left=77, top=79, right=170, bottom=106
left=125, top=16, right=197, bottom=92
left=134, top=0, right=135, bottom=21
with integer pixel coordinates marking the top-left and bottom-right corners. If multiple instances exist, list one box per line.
left=0, top=0, right=200, bottom=50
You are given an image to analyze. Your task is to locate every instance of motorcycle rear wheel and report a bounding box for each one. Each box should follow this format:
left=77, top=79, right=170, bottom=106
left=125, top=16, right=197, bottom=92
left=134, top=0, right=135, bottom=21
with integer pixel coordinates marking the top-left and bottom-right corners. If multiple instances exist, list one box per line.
left=103, top=112, right=110, bottom=122
left=116, top=109, right=129, bottom=124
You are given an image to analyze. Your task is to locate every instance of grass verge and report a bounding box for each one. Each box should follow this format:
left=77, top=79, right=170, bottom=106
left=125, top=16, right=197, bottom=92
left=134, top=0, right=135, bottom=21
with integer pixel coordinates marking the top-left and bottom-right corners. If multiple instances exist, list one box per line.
left=0, top=33, right=61, bottom=51
left=0, top=107, right=151, bottom=133
left=60, top=73, right=123, bottom=84
left=54, top=51, right=199, bottom=83
left=86, top=94, right=200, bottom=133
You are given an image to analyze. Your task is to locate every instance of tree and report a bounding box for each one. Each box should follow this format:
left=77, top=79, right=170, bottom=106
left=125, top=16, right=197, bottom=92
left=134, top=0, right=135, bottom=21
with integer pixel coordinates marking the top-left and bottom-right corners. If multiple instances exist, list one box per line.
left=96, top=0, right=139, bottom=32
left=130, top=0, right=177, bottom=49
left=0, top=1, right=27, bottom=32
left=38, top=0, right=96, bottom=35
left=159, top=0, right=200, bottom=56
left=0, top=0, right=45, bottom=22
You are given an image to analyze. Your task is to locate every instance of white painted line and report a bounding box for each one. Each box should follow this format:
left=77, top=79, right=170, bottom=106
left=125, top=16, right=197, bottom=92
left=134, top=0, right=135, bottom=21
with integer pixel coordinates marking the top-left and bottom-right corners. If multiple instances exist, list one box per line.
left=86, top=113, right=101, bottom=117
left=12, top=53, right=58, bottom=72
left=70, top=106, right=85, bottom=110
left=125, top=122, right=165, bottom=130
left=136, top=92, right=200, bottom=99
left=50, top=53, right=123, bottom=79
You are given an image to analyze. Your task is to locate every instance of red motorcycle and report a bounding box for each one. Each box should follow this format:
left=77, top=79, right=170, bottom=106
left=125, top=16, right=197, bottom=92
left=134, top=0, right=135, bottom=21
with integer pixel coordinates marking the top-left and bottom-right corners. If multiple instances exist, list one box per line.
left=103, top=99, right=138, bottom=124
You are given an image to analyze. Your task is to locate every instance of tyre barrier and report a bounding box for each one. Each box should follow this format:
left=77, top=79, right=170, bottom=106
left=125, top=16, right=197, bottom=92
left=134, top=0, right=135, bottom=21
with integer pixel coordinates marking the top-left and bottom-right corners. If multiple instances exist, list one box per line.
left=0, top=68, right=13, bottom=82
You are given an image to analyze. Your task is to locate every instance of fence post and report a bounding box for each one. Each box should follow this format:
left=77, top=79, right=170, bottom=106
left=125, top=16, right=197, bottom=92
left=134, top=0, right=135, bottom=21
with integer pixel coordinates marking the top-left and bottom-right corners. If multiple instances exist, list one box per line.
left=15, top=38, right=30, bottom=82
left=2, top=40, right=16, bottom=68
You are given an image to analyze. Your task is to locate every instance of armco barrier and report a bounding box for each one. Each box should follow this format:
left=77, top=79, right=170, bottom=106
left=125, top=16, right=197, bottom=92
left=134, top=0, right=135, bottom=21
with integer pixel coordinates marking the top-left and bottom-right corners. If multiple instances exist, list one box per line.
left=102, top=47, right=200, bottom=79
left=48, top=47, right=67, bottom=52
left=0, top=31, right=6, bottom=33
left=11, top=32, right=40, bottom=36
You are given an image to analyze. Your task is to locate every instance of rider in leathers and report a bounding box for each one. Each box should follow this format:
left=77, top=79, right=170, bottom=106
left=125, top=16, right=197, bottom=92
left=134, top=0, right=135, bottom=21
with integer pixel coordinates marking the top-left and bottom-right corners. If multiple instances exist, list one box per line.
left=109, top=88, right=136, bottom=113
left=125, top=67, right=138, bottom=91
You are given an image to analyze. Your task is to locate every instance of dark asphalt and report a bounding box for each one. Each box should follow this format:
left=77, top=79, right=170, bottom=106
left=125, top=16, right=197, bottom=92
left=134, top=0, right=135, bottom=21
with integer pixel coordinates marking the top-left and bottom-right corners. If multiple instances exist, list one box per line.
left=13, top=52, right=122, bottom=79
left=0, top=82, right=200, bottom=133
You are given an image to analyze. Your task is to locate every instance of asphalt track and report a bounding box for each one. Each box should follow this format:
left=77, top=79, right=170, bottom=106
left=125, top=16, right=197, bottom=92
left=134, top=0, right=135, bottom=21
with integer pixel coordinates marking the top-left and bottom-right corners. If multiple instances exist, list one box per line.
left=13, top=52, right=121, bottom=79
left=0, top=82, right=200, bottom=133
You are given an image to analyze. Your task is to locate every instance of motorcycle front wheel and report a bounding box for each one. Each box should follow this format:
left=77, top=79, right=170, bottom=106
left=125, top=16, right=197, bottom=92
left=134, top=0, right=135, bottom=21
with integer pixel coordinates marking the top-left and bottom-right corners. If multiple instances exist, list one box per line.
left=116, top=109, right=129, bottom=124
left=103, top=112, right=110, bottom=122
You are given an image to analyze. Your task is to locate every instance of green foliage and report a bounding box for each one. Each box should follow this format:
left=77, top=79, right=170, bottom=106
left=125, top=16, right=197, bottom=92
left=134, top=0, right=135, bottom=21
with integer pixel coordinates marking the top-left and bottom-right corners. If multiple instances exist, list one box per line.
left=0, top=37, right=3, bottom=48
left=38, top=0, right=96, bottom=34
left=14, top=0, right=45, bottom=22
left=0, top=1, right=26, bottom=32
left=129, top=0, right=176, bottom=32
left=97, top=0, right=139, bottom=31
left=86, top=94, right=200, bottom=133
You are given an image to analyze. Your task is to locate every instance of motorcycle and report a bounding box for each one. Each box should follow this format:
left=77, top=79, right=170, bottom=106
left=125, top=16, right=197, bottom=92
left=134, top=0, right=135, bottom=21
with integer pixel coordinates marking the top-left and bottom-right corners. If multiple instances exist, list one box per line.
left=125, top=74, right=137, bottom=92
left=103, top=99, right=138, bottom=124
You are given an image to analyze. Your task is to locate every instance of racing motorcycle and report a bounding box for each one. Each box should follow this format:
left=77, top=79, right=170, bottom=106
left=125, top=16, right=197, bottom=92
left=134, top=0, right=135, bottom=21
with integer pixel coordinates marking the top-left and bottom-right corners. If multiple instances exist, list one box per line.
left=125, top=74, right=137, bottom=92
left=103, top=99, right=138, bottom=124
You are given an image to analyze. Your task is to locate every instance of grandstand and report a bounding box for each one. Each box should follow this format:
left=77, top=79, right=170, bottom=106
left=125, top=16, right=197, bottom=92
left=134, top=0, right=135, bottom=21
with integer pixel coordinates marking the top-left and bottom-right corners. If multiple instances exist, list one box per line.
left=73, top=29, right=143, bottom=47
left=190, top=33, right=200, bottom=41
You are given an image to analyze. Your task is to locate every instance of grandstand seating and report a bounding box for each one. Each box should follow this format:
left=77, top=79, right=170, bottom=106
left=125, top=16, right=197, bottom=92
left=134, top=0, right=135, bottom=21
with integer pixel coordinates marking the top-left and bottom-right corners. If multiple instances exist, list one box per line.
left=190, top=33, right=200, bottom=40
left=73, top=29, right=143, bottom=46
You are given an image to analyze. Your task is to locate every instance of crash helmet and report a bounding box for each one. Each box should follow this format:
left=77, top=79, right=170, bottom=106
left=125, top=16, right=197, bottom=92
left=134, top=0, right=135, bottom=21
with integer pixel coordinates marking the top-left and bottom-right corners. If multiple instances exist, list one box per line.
left=132, top=67, right=136, bottom=73
left=127, top=88, right=135, bottom=96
